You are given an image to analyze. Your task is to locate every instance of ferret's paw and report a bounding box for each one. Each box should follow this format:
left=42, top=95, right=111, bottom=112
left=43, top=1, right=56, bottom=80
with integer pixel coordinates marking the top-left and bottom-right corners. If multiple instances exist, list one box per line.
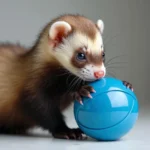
left=123, top=81, right=134, bottom=91
left=78, top=85, right=95, bottom=99
left=73, top=92, right=83, bottom=105
left=52, top=128, right=87, bottom=140
left=73, top=85, right=95, bottom=105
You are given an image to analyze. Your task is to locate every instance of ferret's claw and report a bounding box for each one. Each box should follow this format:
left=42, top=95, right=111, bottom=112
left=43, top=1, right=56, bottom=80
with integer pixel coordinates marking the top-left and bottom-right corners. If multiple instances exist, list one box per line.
left=73, top=92, right=83, bottom=105
left=123, top=81, right=134, bottom=91
left=73, top=85, right=95, bottom=104
left=79, top=100, right=83, bottom=105
left=78, top=85, right=95, bottom=99
left=92, top=89, right=96, bottom=93
left=87, top=94, right=93, bottom=99
left=53, top=128, right=87, bottom=140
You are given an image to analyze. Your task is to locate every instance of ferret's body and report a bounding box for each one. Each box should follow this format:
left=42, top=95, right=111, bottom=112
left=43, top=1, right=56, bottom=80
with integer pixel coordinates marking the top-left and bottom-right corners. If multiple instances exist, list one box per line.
left=0, top=14, right=132, bottom=139
left=0, top=43, right=76, bottom=132
left=0, top=44, right=34, bottom=129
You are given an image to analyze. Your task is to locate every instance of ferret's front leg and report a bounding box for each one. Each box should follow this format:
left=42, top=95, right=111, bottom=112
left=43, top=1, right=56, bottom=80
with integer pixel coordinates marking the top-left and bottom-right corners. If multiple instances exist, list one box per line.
left=20, top=90, right=85, bottom=140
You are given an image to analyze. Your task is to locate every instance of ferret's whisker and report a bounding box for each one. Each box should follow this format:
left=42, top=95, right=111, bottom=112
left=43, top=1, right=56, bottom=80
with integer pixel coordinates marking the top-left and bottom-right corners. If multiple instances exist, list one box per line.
left=78, top=78, right=83, bottom=89
left=68, top=76, right=79, bottom=93
left=106, top=72, right=116, bottom=78
left=67, top=76, right=78, bottom=93
left=73, top=77, right=81, bottom=90
left=106, top=68, right=117, bottom=77
left=106, top=66, right=126, bottom=69
left=106, top=74, right=115, bottom=78
left=66, top=73, right=73, bottom=85
left=75, top=78, right=82, bottom=91
left=66, top=77, right=76, bottom=94
left=106, top=61, right=128, bottom=67
left=74, top=77, right=82, bottom=90
left=57, top=72, right=70, bottom=76
left=68, top=76, right=78, bottom=87
left=105, top=54, right=126, bottom=66
left=103, top=33, right=121, bottom=46
left=104, top=31, right=127, bottom=47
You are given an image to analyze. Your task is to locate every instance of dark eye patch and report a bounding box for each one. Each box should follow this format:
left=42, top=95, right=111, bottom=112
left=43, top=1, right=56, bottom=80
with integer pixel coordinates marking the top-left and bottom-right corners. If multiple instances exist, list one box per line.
left=76, top=53, right=86, bottom=61
left=71, top=47, right=87, bottom=68
left=102, top=51, right=105, bottom=58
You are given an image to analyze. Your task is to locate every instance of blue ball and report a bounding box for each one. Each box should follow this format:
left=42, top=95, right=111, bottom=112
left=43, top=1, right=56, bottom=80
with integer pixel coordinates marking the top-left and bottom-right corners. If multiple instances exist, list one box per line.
left=74, top=77, right=139, bottom=141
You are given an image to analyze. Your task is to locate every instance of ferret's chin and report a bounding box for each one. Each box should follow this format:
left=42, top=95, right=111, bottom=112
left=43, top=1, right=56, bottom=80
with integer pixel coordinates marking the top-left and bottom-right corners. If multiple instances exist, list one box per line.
left=81, top=76, right=105, bottom=82
left=75, top=74, right=97, bottom=82
left=81, top=77, right=97, bottom=82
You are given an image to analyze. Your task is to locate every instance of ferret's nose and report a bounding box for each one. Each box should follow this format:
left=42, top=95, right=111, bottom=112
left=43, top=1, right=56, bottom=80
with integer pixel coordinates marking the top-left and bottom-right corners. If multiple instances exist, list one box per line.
left=94, top=71, right=104, bottom=79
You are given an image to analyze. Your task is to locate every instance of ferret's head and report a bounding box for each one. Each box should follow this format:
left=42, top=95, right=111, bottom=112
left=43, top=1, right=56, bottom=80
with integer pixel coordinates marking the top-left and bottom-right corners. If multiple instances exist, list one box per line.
left=48, top=15, right=106, bottom=81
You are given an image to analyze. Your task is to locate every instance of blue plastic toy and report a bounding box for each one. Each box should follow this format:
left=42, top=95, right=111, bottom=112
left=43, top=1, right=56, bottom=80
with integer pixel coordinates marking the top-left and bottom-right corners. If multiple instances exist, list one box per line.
left=74, top=77, right=139, bottom=141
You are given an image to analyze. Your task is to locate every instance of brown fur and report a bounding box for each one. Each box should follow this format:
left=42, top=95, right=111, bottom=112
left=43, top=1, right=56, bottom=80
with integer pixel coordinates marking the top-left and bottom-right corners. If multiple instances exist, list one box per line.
left=0, top=43, right=35, bottom=129
left=71, top=46, right=103, bottom=68
left=50, top=14, right=98, bottom=40
left=87, top=52, right=103, bottom=66
left=71, top=47, right=87, bottom=68
left=0, top=14, right=101, bottom=133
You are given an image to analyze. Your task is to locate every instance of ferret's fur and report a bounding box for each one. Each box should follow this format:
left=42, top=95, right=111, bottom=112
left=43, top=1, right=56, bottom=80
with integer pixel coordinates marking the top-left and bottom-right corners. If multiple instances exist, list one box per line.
left=0, top=14, right=106, bottom=137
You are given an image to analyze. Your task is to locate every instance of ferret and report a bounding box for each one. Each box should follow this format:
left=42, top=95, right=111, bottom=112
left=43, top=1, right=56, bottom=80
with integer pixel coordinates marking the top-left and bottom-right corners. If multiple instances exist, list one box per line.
left=0, top=14, right=133, bottom=140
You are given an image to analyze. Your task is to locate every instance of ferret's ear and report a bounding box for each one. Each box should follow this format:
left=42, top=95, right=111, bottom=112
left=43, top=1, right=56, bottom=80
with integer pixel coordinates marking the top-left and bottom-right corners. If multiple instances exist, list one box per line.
left=49, top=21, right=72, bottom=47
left=96, top=19, right=104, bottom=34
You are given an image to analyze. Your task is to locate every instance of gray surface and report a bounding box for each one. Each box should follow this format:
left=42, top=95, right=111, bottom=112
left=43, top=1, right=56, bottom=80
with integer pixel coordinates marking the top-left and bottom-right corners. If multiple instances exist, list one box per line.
left=0, top=0, right=149, bottom=149
left=0, top=109, right=149, bottom=150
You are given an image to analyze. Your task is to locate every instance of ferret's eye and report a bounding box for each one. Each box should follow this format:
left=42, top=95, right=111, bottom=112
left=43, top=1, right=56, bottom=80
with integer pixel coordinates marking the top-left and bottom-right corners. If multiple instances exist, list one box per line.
left=76, top=53, right=86, bottom=61
left=102, top=52, right=105, bottom=58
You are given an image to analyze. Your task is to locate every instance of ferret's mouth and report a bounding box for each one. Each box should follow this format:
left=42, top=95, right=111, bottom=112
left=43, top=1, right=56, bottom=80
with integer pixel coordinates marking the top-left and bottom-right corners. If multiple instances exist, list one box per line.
left=82, top=76, right=104, bottom=82
left=82, top=77, right=97, bottom=82
left=78, top=74, right=104, bottom=82
left=77, top=71, right=106, bottom=82
left=65, top=69, right=105, bottom=82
